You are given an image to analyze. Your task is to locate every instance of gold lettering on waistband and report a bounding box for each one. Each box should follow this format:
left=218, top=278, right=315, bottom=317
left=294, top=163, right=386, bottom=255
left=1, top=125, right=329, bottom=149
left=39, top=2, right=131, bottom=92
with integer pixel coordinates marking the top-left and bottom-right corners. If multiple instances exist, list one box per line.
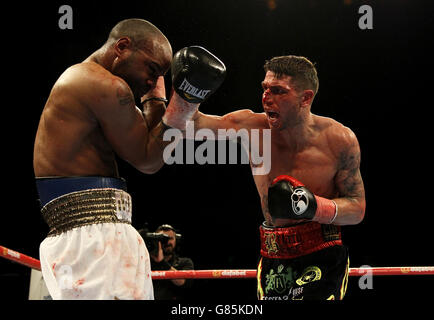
left=264, top=232, right=279, bottom=255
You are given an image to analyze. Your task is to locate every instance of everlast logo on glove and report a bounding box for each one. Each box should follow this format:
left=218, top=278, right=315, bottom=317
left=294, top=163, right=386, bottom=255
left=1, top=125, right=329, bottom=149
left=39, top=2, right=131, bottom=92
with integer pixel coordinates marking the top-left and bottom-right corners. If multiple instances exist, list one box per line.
left=178, top=78, right=211, bottom=101
left=170, top=46, right=226, bottom=104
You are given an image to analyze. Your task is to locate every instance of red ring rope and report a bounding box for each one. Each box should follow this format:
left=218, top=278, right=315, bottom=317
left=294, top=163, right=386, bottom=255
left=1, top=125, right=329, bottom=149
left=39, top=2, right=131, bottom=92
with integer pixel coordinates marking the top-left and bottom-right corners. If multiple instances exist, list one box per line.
left=1, top=245, right=41, bottom=270
left=1, top=245, right=434, bottom=278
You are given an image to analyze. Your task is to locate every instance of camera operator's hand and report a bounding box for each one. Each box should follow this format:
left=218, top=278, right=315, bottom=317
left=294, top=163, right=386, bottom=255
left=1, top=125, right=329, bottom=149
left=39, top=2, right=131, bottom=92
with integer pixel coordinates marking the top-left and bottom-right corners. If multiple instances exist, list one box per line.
left=150, top=241, right=164, bottom=263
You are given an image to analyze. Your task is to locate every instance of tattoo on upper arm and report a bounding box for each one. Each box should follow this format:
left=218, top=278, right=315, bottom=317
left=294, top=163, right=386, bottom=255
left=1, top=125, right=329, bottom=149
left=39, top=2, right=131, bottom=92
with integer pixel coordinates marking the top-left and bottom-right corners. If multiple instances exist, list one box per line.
left=116, top=87, right=134, bottom=106
left=336, top=143, right=364, bottom=198
left=261, top=194, right=269, bottom=215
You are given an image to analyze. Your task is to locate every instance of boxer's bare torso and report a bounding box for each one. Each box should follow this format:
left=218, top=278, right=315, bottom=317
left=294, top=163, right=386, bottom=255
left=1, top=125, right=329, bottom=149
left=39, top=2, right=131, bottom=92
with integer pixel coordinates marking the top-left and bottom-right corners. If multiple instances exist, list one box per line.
left=247, top=113, right=360, bottom=226
left=192, top=71, right=365, bottom=226
left=34, top=62, right=124, bottom=177
left=34, top=37, right=172, bottom=178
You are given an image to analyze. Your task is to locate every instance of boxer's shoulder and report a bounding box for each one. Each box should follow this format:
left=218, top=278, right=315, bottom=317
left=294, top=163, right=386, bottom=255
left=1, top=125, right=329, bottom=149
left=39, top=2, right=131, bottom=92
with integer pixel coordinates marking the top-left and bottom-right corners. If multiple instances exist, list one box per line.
left=314, top=115, right=359, bottom=159
left=313, top=115, right=355, bottom=139
left=57, top=62, right=126, bottom=91
left=57, top=62, right=133, bottom=108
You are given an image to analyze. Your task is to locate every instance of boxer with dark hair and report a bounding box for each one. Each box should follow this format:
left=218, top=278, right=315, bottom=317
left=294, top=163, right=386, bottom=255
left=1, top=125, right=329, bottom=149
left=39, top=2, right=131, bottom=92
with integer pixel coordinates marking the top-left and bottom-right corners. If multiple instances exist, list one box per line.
left=165, top=54, right=365, bottom=300
left=33, top=19, right=174, bottom=300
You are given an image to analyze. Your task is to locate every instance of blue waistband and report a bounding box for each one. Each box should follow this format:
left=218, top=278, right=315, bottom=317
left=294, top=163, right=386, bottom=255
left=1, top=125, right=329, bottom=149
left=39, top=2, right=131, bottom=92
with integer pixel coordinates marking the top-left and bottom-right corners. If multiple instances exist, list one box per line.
left=35, top=176, right=127, bottom=207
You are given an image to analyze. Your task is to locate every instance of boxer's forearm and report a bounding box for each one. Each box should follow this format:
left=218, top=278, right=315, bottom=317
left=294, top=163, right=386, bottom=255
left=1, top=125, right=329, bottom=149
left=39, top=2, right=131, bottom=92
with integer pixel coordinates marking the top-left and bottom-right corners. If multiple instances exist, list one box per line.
left=191, top=111, right=226, bottom=134
left=142, top=100, right=167, bottom=130
left=140, top=120, right=174, bottom=174
left=192, top=109, right=256, bottom=134
left=332, top=132, right=365, bottom=225
left=268, top=175, right=365, bottom=226
left=140, top=75, right=167, bottom=129
left=130, top=99, right=169, bottom=174
left=331, top=197, right=365, bottom=225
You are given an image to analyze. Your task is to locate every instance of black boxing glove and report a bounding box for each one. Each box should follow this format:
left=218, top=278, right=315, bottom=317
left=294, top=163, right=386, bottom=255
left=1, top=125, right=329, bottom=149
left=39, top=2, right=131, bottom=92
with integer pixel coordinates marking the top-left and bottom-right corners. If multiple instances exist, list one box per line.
left=268, top=175, right=338, bottom=224
left=171, top=46, right=226, bottom=103
left=163, top=46, right=226, bottom=130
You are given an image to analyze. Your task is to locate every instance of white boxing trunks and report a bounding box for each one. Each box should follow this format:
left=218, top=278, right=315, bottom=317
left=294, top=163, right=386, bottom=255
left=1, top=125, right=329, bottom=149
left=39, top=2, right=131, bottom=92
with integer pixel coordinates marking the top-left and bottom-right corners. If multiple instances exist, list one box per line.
left=36, top=180, right=154, bottom=300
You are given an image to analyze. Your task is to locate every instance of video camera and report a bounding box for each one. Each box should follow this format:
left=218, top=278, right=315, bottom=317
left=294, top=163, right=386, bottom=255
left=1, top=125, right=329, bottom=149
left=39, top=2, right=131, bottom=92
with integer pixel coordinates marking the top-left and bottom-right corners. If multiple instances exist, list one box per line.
left=138, top=227, right=171, bottom=257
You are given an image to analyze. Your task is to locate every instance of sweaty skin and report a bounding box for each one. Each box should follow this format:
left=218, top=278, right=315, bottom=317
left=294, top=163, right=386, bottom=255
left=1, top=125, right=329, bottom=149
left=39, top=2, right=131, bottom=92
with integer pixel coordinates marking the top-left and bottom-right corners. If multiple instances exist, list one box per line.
left=34, top=36, right=172, bottom=178
left=191, top=71, right=365, bottom=226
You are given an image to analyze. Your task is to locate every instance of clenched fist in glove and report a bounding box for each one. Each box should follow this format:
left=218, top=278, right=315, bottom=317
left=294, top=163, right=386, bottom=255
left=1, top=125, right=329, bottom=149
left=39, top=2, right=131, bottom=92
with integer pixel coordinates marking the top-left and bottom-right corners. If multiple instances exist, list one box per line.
left=268, top=175, right=338, bottom=224
left=163, top=46, right=226, bottom=130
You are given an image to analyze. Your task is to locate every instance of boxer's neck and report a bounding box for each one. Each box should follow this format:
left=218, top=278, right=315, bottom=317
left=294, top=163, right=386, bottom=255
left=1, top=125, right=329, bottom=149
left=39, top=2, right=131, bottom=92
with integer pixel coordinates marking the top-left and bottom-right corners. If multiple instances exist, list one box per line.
left=273, top=112, right=315, bottom=150
left=85, top=45, right=116, bottom=71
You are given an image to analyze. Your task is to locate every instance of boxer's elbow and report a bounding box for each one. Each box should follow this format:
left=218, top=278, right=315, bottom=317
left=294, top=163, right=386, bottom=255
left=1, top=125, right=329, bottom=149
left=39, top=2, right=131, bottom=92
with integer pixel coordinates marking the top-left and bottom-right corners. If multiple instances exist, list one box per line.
left=144, top=164, right=164, bottom=174
left=127, top=154, right=164, bottom=174
left=133, top=143, right=167, bottom=174
left=334, top=198, right=365, bottom=225
left=137, top=160, right=164, bottom=174
left=350, top=199, right=366, bottom=225
left=353, top=209, right=365, bottom=225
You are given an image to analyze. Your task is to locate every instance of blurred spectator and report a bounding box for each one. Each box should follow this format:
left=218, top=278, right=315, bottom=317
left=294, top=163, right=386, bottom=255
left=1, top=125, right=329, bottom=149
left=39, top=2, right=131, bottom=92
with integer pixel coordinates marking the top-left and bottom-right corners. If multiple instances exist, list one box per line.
left=149, top=224, right=194, bottom=300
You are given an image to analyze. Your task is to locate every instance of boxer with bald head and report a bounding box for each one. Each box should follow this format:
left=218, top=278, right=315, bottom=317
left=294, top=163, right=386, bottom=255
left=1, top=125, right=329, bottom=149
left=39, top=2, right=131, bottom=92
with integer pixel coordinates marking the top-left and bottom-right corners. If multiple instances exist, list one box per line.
left=165, top=53, right=365, bottom=300
left=33, top=19, right=173, bottom=300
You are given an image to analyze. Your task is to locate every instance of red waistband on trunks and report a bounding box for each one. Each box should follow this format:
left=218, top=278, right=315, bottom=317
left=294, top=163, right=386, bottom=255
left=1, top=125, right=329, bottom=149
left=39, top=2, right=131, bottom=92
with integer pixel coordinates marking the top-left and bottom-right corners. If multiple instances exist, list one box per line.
left=260, top=222, right=342, bottom=259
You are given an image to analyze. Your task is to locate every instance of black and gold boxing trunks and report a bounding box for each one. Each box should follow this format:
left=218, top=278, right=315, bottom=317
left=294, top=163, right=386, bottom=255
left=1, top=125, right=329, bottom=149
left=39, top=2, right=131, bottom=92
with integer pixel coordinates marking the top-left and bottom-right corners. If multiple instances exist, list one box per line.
left=35, top=176, right=132, bottom=236
left=257, top=222, right=349, bottom=300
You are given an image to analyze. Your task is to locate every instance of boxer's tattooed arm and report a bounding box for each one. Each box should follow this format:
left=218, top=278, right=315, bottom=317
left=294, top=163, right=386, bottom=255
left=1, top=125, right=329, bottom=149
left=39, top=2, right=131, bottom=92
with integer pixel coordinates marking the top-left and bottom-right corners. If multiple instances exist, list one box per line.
left=152, top=121, right=169, bottom=139
left=146, top=120, right=172, bottom=150
left=141, top=99, right=169, bottom=148
left=261, top=194, right=268, bottom=215
left=261, top=194, right=273, bottom=224
left=142, top=112, right=151, bottom=131
left=335, top=142, right=365, bottom=200
left=116, top=87, right=134, bottom=106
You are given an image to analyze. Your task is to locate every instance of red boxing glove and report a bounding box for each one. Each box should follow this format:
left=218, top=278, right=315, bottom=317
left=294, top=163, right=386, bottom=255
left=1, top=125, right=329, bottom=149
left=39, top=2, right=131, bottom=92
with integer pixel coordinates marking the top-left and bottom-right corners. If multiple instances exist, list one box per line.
left=268, top=175, right=338, bottom=224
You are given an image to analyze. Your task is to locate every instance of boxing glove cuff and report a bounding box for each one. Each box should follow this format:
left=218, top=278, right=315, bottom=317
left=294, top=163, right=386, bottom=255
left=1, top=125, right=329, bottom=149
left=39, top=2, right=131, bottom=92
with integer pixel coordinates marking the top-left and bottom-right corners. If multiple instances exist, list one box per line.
left=313, top=196, right=338, bottom=224
left=162, top=92, right=199, bottom=131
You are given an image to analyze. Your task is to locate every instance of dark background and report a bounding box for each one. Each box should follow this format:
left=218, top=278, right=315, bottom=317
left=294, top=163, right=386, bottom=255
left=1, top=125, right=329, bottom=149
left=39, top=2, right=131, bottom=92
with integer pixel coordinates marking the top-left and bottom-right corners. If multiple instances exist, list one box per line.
left=1, top=0, right=433, bottom=304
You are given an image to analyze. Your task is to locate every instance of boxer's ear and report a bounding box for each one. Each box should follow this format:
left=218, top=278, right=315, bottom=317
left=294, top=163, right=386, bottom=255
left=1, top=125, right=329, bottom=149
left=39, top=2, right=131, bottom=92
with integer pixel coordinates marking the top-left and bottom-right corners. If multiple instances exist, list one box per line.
left=114, top=37, right=133, bottom=57
left=300, top=89, right=314, bottom=108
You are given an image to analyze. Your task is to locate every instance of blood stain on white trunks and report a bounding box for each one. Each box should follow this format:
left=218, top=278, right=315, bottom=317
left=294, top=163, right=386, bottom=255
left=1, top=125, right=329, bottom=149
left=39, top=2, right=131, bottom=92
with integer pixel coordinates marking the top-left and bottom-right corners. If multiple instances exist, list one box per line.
left=123, top=255, right=135, bottom=269
left=105, top=239, right=121, bottom=256
left=122, top=279, right=135, bottom=292
left=133, top=288, right=143, bottom=300
left=52, top=263, right=56, bottom=277
left=93, top=247, right=105, bottom=257
left=72, top=278, right=85, bottom=298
